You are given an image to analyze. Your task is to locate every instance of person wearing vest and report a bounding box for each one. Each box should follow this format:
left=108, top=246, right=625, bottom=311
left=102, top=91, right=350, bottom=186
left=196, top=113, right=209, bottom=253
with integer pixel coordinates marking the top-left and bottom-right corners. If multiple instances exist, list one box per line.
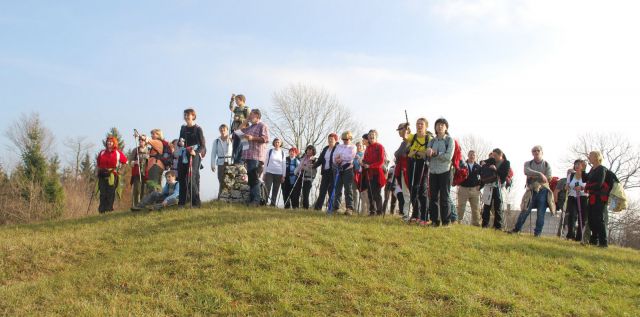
left=238, top=109, right=269, bottom=207
left=282, top=147, right=301, bottom=209
left=457, top=150, right=481, bottom=226
left=352, top=140, right=367, bottom=216
left=146, top=129, right=166, bottom=194
left=264, top=138, right=286, bottom=207
left=362, top=130, right=386, bottom=216
left=480, top=148, right=511, bottom=230
left=332, top=131, right=357, bottom=215
left=229, top=94, right=251, bottom=164
left=96, top=136, right=128, bottom=213
left=296, top=145, right=318, bottom=209
left=565, top=159, right=588, bottom=241
left=178, top=108, right=207, bottom=208
left=584, top=151, right=609, bottom=248
left=131, top=170, right=180, bottom=211
left=313, top=133, right=339, bottom=211
left=426, top=118, right=454, bottom=226
left=130, top=134, right=148, bottom=207
left=406, top=118, right=433, bottom=225
left=394, top=123, right=411, bottom=221
left=211, top=124, right=233, bottom=199
left=511, top=145, right=554, bottom=236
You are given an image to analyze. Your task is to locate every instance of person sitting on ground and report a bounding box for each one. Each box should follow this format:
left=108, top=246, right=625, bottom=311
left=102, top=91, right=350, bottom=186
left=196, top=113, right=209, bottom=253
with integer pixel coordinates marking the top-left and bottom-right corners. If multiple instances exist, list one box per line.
left=132, top=170, right=180, bottom=211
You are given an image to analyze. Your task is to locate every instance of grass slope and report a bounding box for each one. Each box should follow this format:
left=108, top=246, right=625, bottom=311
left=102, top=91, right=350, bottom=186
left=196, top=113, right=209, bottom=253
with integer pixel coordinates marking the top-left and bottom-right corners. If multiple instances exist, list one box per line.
left=1, top=203, right=639, bottom=316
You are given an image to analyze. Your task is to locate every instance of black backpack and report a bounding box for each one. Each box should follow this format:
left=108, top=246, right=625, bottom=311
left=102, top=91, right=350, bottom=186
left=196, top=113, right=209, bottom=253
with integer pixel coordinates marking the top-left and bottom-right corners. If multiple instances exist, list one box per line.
left=480, top=164, right=498, bottom=184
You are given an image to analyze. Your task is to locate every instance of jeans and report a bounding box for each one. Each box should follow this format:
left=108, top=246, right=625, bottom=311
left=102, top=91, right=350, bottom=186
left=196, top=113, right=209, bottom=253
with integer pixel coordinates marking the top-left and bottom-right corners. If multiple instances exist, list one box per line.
left=514, top=188, right=548, bottom=235
left=429, top=171, right=451, bottom=225
left=178, top=154, right=201, bottom=207
left=333, top=168, right=355, bottom=211
left=245, top=159, right=262, bottom=204
left=482, top=186, right=503, bottom=229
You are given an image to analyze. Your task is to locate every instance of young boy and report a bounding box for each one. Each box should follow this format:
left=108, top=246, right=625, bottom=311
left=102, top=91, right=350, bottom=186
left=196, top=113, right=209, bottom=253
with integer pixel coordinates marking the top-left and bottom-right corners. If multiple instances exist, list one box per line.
left=132, top=171, right=180, bottom=211
left=229, top=94, right=250, bottom=164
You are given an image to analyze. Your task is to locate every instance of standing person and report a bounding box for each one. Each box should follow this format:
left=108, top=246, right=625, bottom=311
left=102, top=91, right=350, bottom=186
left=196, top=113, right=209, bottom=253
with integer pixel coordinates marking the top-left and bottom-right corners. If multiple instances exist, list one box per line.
left=565, top=159, right=588, bottom=241
left=146, top=129, right=166, bottom=193
left=352, top=141, right=364, bottom=214
left=395, top=123, right=411, bottom=221
left=356, top=136, right=370, bottom=215
left=296, top=145, right=318, bottom=209
left=511, top=145, right=555, bottom=236
left=282, top=147, right=301, bottom=209
left=584, top=151, right=609, bottom=247
left=229, top=94, right=250, bottom=164
left=238, top=109, right=269, bottom=207
left=332, top=131, right=357, bottom=215
left=130, top=134, right=148, bottom=207
left=211, top=124, right=233, bottom=199
left=480, top=148, right=511, bottom=230
left=263, top=138, right=286, bottom=207
left=313, top=134, right=339, bottom=211
left=171, top=139, right=181, bottom=173
left=426, top=118, right=454, bottom=226
left=362, top=130, right=386, bottom=216
left=457, top=150, right=481, bottom=226
left=177, top=108, right=207, bottom=208
left=406, top=118, right=433, bottom=225
left=96, top=136, right=128, bottom=213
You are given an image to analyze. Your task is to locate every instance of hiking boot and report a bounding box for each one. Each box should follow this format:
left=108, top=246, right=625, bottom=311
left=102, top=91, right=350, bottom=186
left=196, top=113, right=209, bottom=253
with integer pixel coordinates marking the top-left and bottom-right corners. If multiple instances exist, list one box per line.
left=345, top=208, right=354, bottom=216
left=409, top=218, right=418, bottom=224
left=131, top=206, right=142, bottom=212
left=507, top=230, right=519, bottom=235
left=419, top=220, right=429, bottom=226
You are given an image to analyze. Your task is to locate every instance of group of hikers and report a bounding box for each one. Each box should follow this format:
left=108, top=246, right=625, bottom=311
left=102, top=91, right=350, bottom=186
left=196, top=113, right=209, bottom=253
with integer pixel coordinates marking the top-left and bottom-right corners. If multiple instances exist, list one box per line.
left=95, top=94, right=623, bottom=248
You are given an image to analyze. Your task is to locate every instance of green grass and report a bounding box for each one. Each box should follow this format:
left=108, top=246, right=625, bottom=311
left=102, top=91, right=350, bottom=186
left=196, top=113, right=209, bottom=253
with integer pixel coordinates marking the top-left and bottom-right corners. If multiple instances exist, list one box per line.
left=1, top=203, right=639, bottom=316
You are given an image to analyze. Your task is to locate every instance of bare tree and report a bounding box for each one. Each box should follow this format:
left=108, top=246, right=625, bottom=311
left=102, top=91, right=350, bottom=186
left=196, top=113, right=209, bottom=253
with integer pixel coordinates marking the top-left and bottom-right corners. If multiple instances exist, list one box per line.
left=568, top=133, right=640, bottom=190
left=264, top=83, right=363, bottom=151
left=63, top=136, right=94, bottom=179
left=459, top=134, right=492, bottom=162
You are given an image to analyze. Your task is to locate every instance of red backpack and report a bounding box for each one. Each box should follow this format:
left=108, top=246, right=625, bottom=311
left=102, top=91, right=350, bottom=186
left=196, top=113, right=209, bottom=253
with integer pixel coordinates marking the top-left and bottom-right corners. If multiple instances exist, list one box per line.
left=451, top=139, right=468, bottom=186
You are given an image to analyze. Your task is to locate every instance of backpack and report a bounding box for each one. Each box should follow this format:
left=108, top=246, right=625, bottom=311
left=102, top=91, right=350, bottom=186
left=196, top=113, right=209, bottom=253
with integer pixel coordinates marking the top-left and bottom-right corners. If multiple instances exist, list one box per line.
left=160, top=139, right=173, bottom=170
left=480, top=164, right=498, bottom=184
left=440, top=137, right=467, bottom=187
left=259, top=181, right=269, bottom=206
left=556, top=176, right=569, bottom=211
left=606, top=169, right=627, bottom=212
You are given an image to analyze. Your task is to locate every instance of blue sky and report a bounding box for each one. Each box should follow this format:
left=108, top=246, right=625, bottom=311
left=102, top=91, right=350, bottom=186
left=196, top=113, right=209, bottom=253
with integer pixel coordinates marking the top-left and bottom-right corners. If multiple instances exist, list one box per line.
left=2, top=0, right=639, bottom=201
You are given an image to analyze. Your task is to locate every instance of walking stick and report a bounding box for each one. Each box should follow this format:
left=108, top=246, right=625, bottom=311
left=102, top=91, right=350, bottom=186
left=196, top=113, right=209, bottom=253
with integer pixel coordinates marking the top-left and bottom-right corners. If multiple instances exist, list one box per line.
left=284, top=169, right=304, bottom=208
left=188, top=155, right=193, bottom=208
left=86, top=179, right=97, bottom=215
left=557, top=173, right=570, bottom=237
left=577, top=186, right=585, bottom=241
left=327, top=167, right=341, bottom=215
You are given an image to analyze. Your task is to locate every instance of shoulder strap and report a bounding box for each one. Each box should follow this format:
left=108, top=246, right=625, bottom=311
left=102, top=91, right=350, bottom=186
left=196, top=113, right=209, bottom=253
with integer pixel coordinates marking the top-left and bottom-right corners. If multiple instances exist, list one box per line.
left=267, top=149, right=273, bottom=166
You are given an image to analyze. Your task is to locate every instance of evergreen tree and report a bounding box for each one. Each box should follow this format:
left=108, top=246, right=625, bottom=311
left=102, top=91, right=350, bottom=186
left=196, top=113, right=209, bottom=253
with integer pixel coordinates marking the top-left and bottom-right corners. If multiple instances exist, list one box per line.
left=44, top=156, right=65, bottom=213
left=103, top=127, right=125, bottom=153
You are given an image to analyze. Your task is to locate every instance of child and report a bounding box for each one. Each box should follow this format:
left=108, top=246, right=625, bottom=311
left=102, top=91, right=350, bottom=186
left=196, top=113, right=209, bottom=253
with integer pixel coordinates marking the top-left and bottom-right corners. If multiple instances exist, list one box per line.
left=132, top=170, right=180, bottom=211
left=229, top=94, right=250, bottom=164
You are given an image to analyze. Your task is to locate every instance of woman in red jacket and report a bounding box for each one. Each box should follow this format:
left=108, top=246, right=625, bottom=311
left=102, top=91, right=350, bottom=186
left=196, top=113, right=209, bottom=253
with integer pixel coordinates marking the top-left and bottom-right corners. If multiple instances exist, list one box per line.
left=96, top=136, right=128, bottom=213
left=362, top=130, right=386, bottom=216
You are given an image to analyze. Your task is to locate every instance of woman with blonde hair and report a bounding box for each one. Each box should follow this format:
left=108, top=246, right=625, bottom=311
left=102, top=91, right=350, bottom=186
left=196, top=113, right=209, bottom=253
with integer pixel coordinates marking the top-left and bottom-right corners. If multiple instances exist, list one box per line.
left=584, top=151, right=609, bottom=247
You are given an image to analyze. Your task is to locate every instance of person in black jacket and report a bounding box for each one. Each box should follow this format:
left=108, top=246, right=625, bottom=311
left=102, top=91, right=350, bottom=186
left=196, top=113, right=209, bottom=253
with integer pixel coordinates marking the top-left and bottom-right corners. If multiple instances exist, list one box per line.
left=584, top=151, right=609, bottom=248
left=313, top=133, right=338, bottom=210
left=456, top=150, right=482, bottom=226
left=481, top=148, right=510, bottom=229
left=177, top=108, right=206, bottom=208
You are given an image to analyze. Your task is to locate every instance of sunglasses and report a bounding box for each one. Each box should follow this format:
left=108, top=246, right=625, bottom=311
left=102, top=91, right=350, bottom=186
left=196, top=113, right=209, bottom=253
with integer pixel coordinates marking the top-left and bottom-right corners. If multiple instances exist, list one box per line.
left=531, top=150, right=540, bottom=153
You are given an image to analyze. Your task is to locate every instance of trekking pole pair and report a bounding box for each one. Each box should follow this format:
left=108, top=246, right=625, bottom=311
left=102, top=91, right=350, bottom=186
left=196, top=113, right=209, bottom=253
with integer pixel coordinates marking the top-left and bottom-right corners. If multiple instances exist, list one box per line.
left=284, top=169, right=305, bottom=208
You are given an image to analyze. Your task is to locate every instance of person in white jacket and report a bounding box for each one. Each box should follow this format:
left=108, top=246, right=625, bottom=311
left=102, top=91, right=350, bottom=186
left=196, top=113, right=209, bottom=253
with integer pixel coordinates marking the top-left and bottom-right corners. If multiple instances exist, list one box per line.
left=263, top=138, right=286, bottom=206
left=211, top=124, right=233, bottom=198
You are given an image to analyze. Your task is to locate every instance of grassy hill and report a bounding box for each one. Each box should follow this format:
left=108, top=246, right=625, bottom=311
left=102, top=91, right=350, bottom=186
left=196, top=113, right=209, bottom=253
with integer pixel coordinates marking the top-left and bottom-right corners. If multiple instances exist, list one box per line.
left=1, top=202, right=639, bottom=316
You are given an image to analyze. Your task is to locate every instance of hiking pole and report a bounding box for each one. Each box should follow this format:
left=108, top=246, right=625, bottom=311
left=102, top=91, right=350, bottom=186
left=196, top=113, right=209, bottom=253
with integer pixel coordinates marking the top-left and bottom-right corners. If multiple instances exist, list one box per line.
left=557, top=173, right=570, bottom=237
left=327, top=167, right=341, bottom=215
left=284, top=169, right=303, bottom=208
left=188, top=155, right=193, bottom=208
left=86, top=179, right=97, bottom=215
left=409, top=159, right=418, bottom=220
left=576, top=187, right=585, bottom=242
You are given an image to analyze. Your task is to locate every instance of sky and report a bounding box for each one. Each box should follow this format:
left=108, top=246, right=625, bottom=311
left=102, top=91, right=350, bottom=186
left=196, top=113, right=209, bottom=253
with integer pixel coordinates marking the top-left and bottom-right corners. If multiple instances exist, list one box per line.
left=2, top=0, right=640, bottom=203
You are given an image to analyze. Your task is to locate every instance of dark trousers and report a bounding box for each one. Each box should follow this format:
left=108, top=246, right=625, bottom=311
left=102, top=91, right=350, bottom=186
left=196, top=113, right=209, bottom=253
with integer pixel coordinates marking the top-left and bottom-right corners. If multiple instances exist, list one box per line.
left=283, top=177, right=301, bottom=209
left=383, top=185, right=397, bottom=214
left=232, top=134, right=243, bottom=164
left=314, top=170, right=334, bottom=210
left=588, top=198, right=608, bottom=246
left=482, top=186, right=503, bottom=229
left=566, top=196, right=588, bottom=241
left=408, top=159, right=429, bottom=221
left=302, top=180, right=313, bottom=209
left=178, top=154, right=201, bottom=207
left=366, top=171, right=384, bottom=215
left=245, top=159, right=263, bottom=204
left=429, top=171, right=451, bottom=225
left=333, top=168, right=355, bottom=211
left=98, top=175, right=118, bottom=213
left=396, top=191, right=405, bottom=214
